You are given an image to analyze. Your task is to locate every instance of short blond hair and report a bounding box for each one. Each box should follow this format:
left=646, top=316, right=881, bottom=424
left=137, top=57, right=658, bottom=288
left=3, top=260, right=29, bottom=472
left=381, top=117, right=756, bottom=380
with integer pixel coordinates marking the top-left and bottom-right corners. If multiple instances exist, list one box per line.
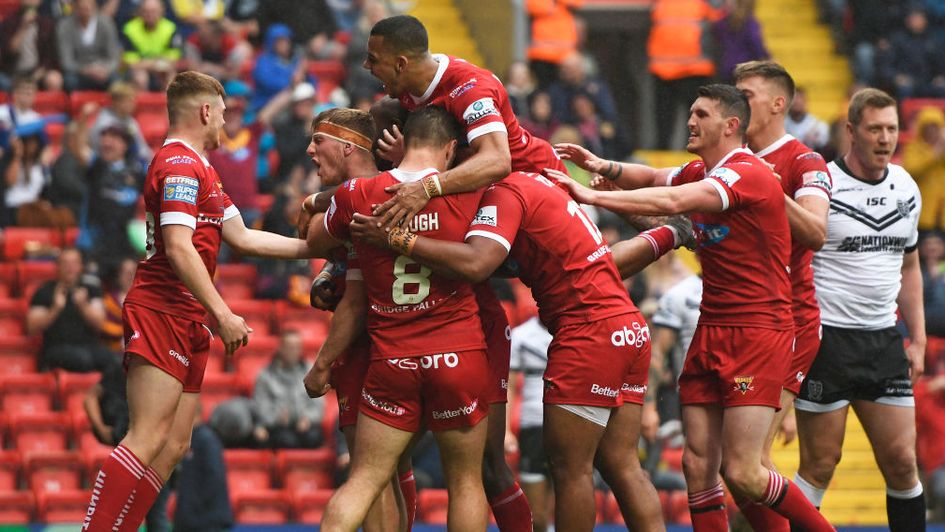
left=847, top=88, right=897, bottom=126
left=166, top=71, right=225, bottom=125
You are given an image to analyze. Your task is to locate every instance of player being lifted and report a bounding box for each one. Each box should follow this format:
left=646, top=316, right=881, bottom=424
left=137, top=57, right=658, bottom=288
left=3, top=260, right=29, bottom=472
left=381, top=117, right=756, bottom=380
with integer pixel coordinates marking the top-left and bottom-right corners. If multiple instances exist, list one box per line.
left=82, top=71, right=316, bottom=531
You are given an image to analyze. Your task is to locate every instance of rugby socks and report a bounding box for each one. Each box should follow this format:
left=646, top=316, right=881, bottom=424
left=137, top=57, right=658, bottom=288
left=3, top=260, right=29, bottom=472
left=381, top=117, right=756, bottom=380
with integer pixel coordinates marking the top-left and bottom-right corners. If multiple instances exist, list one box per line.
left=886, top=483, right=926, bottom=532
left=737, top=498, right=790, bottom=532
left=762, top=470, right=834, bottom=531
left=689, top=483, right=728, bottom=531
left=83, top=445, right=146, bottom=531
left=489, top=481, right=533, bottom=532
left=793, top=473, right=825, bottom=508
left=638, top=226, right=677, bottom=260
left=399, top=469, right=417, bottom=531
left=117, top=467, right=165, bottom=532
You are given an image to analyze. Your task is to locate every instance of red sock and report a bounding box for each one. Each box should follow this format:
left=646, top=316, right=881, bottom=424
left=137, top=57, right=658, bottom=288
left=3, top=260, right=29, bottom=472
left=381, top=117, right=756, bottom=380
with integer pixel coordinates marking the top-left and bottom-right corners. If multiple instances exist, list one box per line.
left=738, top=497, right=790, bottom=532
left=399, top=469, right=417, bottom=531
left=638, top=226, right=676, bottom=260
left=689, top=483, right=729, bottom=532
left=83, top=445, right=146, bottom=531
left=117, top=467, right=165, bottom=532
left=762, top=470, right=834, bottom=531
left=489, top=481, right=532, bottom=532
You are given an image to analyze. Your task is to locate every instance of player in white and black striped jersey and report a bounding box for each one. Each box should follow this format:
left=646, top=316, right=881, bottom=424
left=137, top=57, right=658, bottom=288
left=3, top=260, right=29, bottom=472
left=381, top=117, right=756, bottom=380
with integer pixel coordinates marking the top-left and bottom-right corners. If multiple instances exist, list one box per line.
left=794, top=88, right=927, bottom=532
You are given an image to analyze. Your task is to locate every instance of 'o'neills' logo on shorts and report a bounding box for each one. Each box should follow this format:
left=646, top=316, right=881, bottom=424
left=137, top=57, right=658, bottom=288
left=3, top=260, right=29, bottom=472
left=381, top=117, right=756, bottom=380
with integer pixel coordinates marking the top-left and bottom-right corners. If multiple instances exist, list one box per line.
left=432, top=399, right=479, bottom=420
left=590, top=384, right=620, bottom=398
left=168, top=349, right=190, bottom=367
left=361, top=390, right=405, bottom=416
left=733, top=376, right=754, bottom=395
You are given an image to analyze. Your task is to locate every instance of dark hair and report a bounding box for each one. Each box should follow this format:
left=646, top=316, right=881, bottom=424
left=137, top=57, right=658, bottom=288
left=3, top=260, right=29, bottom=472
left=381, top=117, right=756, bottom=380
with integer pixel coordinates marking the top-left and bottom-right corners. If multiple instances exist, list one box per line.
left=11, top=74, right=36, bottom=91
left=697, top=84, right=751, bottom=138
left=370, top=15, right=429, bottom=56
left=732, top=60, right=795, bottom=104
left=847, top=88, right=897, bottom=126
left=402, top=106, right=461, bottom=149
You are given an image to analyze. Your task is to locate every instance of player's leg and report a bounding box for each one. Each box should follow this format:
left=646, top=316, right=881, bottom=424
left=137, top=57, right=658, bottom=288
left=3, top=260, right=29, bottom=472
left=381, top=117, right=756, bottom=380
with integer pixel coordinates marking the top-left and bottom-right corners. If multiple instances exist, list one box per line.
left=435, top=420, right=491, bottom=531
left=321, top=414, right=415, bottom=532
left=680, top=403, right=728, bottom=530
left=483, top=403, right=533, bottom=532
left=740, top=388, right=796, bottom=532
left=342, top=424, right=405, bottom=532
left=397, top=450, right=416, bottom=530
left=543, top=405, right=606, bottom=530
left=594, top=402, right=665, bottom=531
left=518, top=426, right=552, bottom=532
left=853, top=400, right=925, bottom=532
left=795, top=405, right=848, bottom=504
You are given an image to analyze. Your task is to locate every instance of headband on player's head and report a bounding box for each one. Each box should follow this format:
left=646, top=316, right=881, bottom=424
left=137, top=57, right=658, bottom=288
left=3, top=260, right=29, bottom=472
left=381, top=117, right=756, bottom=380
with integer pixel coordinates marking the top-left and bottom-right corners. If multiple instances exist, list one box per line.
left=314, top=121, right=373, bottom=152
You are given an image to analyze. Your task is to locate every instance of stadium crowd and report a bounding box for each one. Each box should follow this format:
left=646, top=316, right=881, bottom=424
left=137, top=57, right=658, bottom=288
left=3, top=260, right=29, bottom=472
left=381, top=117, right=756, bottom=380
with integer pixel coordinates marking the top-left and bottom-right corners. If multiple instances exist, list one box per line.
left=0, top=0, right=943, bottom=530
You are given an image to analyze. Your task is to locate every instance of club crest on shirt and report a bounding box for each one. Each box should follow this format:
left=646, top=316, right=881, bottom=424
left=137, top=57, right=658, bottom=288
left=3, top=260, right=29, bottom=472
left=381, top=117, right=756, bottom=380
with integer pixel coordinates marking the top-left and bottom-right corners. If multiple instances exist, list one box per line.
left=733, top=376, right=754, bottom=395
left=897, top=198, right=912, bottom=218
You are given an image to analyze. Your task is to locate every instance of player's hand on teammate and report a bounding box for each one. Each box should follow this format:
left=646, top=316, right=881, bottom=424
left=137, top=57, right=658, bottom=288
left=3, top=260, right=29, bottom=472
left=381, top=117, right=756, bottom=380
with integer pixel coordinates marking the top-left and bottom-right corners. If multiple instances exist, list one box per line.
left=554, top=143, right=607, bottom=174
left=906, top=341, right=926, bottom=382
left=350, top=212, right=392, bottom=248
left=376, top=124, right=405, bottom=165
left=374, top=180, right=428, bottom=230
left=544, top=167, right=598, bottom=205
left=303, top=361, right=332, bottom=397
left=310, top=262, right=341, bottom=310
left=590, top=174, right=621, bottom=191
left=218, top=312, right=252, bottom=355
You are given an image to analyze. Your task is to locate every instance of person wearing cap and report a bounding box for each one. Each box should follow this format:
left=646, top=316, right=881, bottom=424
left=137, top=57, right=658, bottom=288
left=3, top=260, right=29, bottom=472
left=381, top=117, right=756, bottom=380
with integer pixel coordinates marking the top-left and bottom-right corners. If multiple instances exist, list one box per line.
left=89, top=81, right=152, bottom=162
left=251, top=24, right=315, bottom=114
left=272, top=82, right=318, bottom=182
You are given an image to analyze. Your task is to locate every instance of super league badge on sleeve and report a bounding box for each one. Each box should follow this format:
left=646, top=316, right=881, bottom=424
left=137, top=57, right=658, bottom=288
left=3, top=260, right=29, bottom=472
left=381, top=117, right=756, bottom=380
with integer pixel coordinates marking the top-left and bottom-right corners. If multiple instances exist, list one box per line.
left=163, top=176, right=199, bottom=205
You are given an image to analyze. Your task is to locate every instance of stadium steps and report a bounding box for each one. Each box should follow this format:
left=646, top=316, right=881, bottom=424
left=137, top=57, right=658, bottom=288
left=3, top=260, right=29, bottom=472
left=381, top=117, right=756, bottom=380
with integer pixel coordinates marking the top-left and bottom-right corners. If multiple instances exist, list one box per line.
left=756, top=0, right=851, bottom=123
left=771, top=410, right=888, bottom=526
left=406, top=0, right=485, bottom=66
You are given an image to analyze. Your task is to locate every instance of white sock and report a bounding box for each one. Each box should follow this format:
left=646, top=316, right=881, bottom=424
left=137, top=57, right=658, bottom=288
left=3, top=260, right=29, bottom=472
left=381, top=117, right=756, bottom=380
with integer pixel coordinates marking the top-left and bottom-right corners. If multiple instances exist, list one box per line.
left=887, top=482, right=923, bottom=499
left=793, top=473, right=826, bottom=507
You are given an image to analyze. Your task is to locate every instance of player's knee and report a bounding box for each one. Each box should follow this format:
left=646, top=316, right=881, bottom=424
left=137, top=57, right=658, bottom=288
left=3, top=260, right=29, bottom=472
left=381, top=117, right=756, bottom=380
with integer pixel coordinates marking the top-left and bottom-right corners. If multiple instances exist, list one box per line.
left=880, top=446, right=919, bottom=485
left=682, top=448, right=711, bottom=483
left=802, top=450, right=841, bottom=486
left=720, top=462, right=765, bottom=499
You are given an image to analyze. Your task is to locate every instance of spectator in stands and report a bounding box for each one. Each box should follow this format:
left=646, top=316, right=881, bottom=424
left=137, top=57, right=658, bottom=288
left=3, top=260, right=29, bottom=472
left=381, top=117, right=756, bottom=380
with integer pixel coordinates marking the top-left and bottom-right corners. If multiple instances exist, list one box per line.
left=847, top=0, right=905, bottom=86
left=56, top=0, right=122, bottom=92
left=877, top=6, right=945, bottom=99
left=252, top=329, right=325, bottom=448
left=343, top=0, right=387, bottom=103
left=506, top=61, right=536, bottom=118
left=571, top=91, right=629, bottom=161
left=26, top=248, right=115, bottom=372
left=904, top=107, right=945, bottom=233
left=100, top=257, right=137, bottom=351
left=257, top=0, right=341, bottom=61
left=89, top=82, right=152, bottom=162
left=181, top=20, right=253, bottom=83
left=2, top=125, right=48, bottom=228
left=167, top=0, right=227, bottom=37
left=785, top=86, right=831, bottom=152
left=83, top=124, right=145, bottom=263
left=547, top=52, right=619, bottom=126
left=521, top=91, right=559, bottom=141
left=85, top=359, right=173, bottom=530
left=526, top=0, right=583, bottom=88
left=251, top=24, right=309, bottom=114
left=122, top=0, right=182, bottom=91
left=915, top=340, right=945, bottom=521
left=921, top=232, right=945, bottom=338
left=48, top=120, right=90, bottom=224
left=713, top=0, right=769, bottom=84
left=0, top=0, right=61, bottom=92
left=272, top=83, right=318, bottom=186
left=647, top=0, right=719, bottom=149
left=173, top=406, right=234, bottom=532
left=254, top=191, right=312, bottom=304
left=0, top=75, right=44, bottom=151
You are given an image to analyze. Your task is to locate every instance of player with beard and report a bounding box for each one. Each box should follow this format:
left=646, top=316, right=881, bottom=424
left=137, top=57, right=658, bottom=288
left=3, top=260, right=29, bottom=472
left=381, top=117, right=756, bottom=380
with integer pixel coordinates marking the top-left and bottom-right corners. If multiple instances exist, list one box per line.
left=82, top=71, right=315, bottom=531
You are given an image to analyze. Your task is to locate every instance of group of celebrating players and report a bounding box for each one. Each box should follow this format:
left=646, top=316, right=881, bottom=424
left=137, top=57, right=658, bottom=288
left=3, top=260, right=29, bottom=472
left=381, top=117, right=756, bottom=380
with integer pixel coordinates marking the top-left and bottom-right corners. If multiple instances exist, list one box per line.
left=79, top=11, right=927, bottom=532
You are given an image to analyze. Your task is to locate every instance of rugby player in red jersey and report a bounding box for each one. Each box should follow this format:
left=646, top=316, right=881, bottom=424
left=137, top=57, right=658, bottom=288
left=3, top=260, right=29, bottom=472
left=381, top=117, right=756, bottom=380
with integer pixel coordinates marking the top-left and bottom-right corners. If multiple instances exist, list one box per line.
left=82, top=72, right=316, bottom=531
left=304, top=107, right=493, bottom=532
left=350, top=172, right=665, bottom=530
left=553, top=84, right=833, bottom=531
left=733, top=60, right=832, bottom=531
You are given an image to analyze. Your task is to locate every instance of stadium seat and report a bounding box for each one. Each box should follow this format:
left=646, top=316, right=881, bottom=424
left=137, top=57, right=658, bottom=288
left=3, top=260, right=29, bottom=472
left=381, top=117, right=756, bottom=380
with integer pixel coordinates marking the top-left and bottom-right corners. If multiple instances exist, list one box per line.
left=33, top=91, right=69, bottom=116
left=25, top=451, right=83, bottom=494
left=662, top=446, right=683, bottom=472
left=200, top=373, right=244, bottom=421
left=10, top=412, right=70, bottom=453
left=224, top=449, right=273, bottom=495
left=69, top=91, right=111, bottom=117
left=666, top=490, right=690, bottom=524
left=135, top=92, right=168, bottom=113
left=71, top=412, right=112, bottom=455
left=3, top=229, right=58, bottom=261
left=292, top=489, right=333, bottom=524
left=0, top=0, right=22, bottom=19
left=0, top=336, right=39, bottom=375
left=256, top=194, right=275, bottom=214
left=57, top=371, right=102, bottom=414
left=275, top=448, right=335, bottom=493
left=36, top=489, right=91, bottom=523
left=602, top=490, right=623, bottom=524
left=232, top=338, right=279, bottom=389
left=0, top=451, right=21, bottom=491
left=0, top=297, right=27, bottom=337
left=0, top=490, right=34, bottom=523
left=81, top=447, right=112, bottom=486
left=215, top=264, right=258, bottom=301
left=224, top=299, right=274, bottom=336
left=417, top=488, right=449, bottom=524
left=0, top=262, right=16, bottom=297
left=594, top=490, right=607, bottom=524
left=17, top=260, right=57, bottom=301
left=1, top=373, right=57, bottom=414
left=274, top=301, right=330, bottom=344
left=62, top=227, right=80, bottom=248
left=232, top=489, right=291, bottom=524
left=308, top=61, right=346, bottom=87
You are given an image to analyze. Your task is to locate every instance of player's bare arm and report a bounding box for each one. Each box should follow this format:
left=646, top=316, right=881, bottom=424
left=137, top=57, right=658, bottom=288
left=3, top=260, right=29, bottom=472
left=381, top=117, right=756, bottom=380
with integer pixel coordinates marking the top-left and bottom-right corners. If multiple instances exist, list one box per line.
left=611, top=238, right=664, bottom=278
left=350, top=212, right=508, bottom=282
left=164, top=224, right=251, bottom=355
left=298, top=187, right=339, bottom=239
left=222, top=214, right=316, bottom=260
left=784, top=194, right=829, bottom=250
left=554, top=142, right=674, bottom=189
left=550, top=168, right=724, bottom=216
left=898, top=249, right=926, bottom=381
left=303, top=213, right=347, bottom=259
left=374, top=131, right=512, bottom=229
left=304, top=280, right=368, bottom=398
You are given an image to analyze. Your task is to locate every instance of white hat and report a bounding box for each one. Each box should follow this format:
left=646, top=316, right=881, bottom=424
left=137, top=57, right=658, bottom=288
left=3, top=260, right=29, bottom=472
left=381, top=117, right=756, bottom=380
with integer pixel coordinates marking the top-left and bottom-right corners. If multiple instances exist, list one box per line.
left=292, top=82, right=317, bottom=102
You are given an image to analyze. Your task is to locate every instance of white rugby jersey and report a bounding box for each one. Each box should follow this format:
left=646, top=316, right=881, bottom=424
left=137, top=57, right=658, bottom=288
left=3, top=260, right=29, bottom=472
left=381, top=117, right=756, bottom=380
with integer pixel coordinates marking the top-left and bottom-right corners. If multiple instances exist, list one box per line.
left=651, top=274, right=702, bottom=379
left=509, top=317, right=552, bottom=429
left=813, top=158, right=921, bottom=329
